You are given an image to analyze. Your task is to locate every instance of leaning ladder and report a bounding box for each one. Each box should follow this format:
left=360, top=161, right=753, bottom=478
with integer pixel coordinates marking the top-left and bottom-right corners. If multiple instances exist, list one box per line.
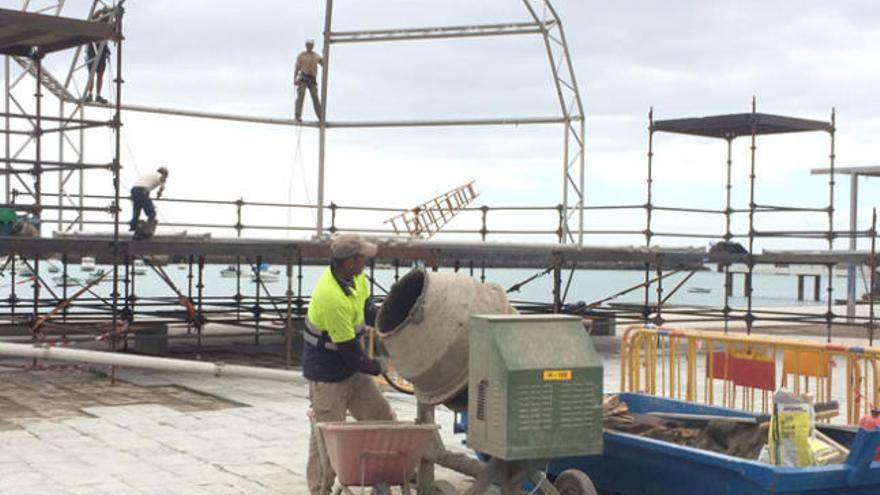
left=385, top=181, right=478, bottom=239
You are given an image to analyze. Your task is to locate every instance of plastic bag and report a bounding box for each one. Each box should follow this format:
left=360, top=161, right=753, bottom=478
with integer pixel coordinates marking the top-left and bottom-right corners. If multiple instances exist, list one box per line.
left=767, top=389, right=815, bottom=467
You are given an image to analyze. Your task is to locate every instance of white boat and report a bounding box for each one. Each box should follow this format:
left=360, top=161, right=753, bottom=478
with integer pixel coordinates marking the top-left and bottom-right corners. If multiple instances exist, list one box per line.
left=53, top=275, right=81, bottom=287
left=17, top=266, right=34, bottom=278
left=133, top=259, right=147, bottom=275
left=176, top=263, right=187, bottom=270
left=81, top=256, right=96, bottom=272
left=220, top=265, right=240, bottom=278
left=687, top=287, right=711, bottom=294
left=47, top=264, right=60, bottom=273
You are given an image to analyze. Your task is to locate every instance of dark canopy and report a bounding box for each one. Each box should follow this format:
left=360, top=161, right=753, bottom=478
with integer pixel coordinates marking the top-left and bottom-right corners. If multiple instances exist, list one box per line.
left=0, top=8, right=116, bottom=57
left=652, top=112, right=833, bottom=139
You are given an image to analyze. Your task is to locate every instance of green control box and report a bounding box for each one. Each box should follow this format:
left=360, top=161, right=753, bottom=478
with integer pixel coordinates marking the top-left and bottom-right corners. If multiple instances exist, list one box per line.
left=467, top=314, right=603, bottom=460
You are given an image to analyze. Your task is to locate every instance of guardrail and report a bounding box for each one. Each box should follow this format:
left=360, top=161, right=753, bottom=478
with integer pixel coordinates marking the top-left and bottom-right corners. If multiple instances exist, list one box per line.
left=620, top=325, right=880, bottom=424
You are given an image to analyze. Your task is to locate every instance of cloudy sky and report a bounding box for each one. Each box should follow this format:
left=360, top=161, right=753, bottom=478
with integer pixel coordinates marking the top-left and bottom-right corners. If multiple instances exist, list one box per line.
left=6, top=0, right=880, bottom=249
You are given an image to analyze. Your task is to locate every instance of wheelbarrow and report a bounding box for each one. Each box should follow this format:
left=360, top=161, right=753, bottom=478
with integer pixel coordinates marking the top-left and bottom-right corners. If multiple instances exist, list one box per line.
left=315, top=420, right=441, bottom=495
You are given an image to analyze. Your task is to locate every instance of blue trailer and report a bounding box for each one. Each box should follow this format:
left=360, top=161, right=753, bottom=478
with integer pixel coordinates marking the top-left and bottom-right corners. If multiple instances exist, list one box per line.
left=547, top=393, right=880, bottom=495
left=455, top=393, right=880, bottom=495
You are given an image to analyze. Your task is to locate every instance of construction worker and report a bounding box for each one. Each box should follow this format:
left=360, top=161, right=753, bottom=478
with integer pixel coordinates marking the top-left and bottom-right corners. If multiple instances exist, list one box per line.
left=83, top=7, right=114, bottom=104
left=304, top=234, right=393, bottom=495
left=129, top=167, right=167, bottom=232
left=294, top=39, right=324, bottom=122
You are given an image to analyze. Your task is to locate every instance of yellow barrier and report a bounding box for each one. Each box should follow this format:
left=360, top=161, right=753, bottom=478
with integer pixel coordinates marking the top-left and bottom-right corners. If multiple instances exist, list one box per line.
left=620, top=325, right=880, bottom=425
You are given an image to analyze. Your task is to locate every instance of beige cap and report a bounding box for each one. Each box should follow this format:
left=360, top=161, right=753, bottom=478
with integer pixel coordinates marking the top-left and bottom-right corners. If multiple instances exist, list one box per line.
left=330, top=234, right=378, bottom=259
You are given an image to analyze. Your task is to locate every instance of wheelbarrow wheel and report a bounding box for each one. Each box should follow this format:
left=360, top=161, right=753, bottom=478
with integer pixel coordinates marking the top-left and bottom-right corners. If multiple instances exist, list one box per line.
left=370, top=482, right=392, bottom=495
left=553, top=469, right=597, bottom=495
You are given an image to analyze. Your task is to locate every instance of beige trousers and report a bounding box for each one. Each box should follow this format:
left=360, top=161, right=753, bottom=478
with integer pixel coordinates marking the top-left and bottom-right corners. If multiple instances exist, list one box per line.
left=296, top=80, right=322, bottom=120
left=307, top=373, right=394, bottom=495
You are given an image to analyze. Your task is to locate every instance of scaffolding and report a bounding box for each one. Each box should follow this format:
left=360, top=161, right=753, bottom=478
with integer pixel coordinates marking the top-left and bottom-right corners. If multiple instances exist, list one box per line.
left=1, top=2, right=879, bottom=364
left=0, top=2, right=125, bottom=351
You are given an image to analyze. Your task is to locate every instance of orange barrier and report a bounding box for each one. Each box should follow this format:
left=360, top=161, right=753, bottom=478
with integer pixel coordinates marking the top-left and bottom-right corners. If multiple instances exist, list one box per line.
left=620, top=325, right=880, bottom=424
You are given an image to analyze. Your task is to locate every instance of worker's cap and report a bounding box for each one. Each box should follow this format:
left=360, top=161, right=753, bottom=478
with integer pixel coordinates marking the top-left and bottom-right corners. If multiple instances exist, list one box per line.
left=305, top=39, right=315, bottom=44
left=157, top=166, right=168, bottom=176
left=330, top=234, right=378, bottom=259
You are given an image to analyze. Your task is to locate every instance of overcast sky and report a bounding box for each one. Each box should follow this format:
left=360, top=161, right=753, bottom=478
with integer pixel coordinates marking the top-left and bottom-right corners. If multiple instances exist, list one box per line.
left=6, top=0, right=880, bottom=249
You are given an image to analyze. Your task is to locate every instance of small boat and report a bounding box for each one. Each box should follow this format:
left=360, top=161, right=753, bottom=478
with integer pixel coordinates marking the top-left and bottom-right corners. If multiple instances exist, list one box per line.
left=53, top=275, right=81, bottom=287
left=47, top=265, right=60, bottom=273
left=81, top=256, right=96, bottom=272
left=687, top=287, right=711, bottom=294
left=133, top=259, right=147, bottom=275
left=176, top=263, right=187, bottom=270
left=17, top=266, right=34, bottom=278
left=220, top=265, right=240, bottom=278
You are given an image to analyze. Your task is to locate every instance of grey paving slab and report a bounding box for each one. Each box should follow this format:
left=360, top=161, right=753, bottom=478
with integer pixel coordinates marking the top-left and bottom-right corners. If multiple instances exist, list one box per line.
left=0, top=366, right=476, bottom=494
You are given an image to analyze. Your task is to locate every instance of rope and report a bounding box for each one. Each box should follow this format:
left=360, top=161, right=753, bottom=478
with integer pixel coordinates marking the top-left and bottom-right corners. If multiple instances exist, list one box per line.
left=290, top=124, right=316, bottom=233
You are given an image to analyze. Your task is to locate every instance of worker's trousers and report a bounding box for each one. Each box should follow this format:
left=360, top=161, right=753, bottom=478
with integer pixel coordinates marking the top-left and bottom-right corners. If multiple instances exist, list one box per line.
left=296, top=78, right=322, bottom=120
left=129, top=186, right=155, bottom=230
left=307, top=373, right=394, bottom=495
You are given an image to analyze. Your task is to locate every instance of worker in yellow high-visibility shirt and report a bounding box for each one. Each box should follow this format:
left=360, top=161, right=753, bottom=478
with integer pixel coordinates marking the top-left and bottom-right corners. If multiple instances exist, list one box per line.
left=304, top=234, right=393, bottom=495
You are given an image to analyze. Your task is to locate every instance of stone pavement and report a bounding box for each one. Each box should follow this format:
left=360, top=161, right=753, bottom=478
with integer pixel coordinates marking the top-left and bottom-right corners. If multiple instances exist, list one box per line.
left=0, top=360, right=474, bottom=494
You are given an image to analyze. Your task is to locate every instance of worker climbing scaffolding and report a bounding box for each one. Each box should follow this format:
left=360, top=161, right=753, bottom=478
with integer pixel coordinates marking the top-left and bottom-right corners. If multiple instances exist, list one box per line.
left=294, top=38, right=324, bottom=122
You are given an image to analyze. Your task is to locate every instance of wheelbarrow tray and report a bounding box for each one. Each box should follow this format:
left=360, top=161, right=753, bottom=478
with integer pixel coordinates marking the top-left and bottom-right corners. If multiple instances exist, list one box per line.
left=545, top=393, right=880, bottom=495
left=317, top=421, right=439, bottom=486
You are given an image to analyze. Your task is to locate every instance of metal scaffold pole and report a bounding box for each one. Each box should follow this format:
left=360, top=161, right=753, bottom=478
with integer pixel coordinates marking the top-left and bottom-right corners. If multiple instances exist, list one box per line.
left=3, top=55, right=9, bottom=203
left=746, top=97, right=758, bottom=335
left=316, top=0, right=333, bottom=238
left=109, top=6, right=124, bottom=378
left=826, top=108, right=836, bottom=341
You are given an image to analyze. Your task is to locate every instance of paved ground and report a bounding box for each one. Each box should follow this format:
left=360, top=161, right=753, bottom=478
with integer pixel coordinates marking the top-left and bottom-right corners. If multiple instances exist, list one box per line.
left=0, top=355, right=473, bottom=495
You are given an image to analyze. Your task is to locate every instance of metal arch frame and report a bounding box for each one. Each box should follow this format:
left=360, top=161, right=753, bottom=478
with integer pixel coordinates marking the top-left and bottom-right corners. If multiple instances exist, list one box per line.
left=314, top=0, right=586, bottom=244
left=520, top=0, right=586, bottom=245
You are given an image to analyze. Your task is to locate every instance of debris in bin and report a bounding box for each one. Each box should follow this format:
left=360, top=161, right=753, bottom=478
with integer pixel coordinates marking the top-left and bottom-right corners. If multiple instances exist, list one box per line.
left=603, top=395, right=767, bottom=459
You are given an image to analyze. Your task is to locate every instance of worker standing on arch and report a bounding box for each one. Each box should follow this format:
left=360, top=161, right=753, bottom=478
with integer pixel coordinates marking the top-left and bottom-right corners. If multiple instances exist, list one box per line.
left=294, top=39, right=324, bottom=122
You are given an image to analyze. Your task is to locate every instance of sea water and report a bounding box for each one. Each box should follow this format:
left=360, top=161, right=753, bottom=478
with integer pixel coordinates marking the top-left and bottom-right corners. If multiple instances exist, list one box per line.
left=0, top=262, right=857, bottom=311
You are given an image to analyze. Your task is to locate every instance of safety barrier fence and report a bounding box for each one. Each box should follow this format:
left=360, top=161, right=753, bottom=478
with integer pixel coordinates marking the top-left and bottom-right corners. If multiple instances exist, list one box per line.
left=620, top=325, right=880, bottom=425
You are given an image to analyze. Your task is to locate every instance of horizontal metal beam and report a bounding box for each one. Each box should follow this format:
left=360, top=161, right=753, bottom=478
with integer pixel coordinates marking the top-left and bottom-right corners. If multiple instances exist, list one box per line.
left=4, top=158, right=110, bottom=168
left=811, top=165, right=880, bottom=177
left=86, top=102, right=319, bottom=128
left=83, top=102, right=576, bottom=128
left=0, top=111, right=106, bottom=126
left=0, top=203, right=109, bottom=212
left=87, top=103, right=582, bottom=129
left=0, top=164, right=109, bottom=174
left=0, top=235, right=707, bottom=268
left=329, top=21, right=554, bottom=43
left=327, top=116, right=578, bottom=128
left=6, top=236, right=877, bottom=270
